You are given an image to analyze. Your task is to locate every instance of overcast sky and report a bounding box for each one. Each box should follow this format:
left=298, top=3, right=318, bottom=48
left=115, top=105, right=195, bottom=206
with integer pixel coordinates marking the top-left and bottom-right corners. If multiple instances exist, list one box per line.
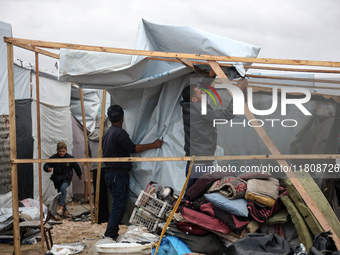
left=1, top=0, right=339, bottom=72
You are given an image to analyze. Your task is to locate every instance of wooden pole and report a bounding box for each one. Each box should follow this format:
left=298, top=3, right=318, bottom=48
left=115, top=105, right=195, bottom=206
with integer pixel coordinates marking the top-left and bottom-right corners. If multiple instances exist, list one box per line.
left=4, top=37, right=340, bottom=68
left=208, top=60, right=340, bottom=249
left=95, top=90, right=107, bottom=223
left=7, top=43, right=21, bottom=255
left=11, top=153, right=340, bottom=164
left=35, top=52, right=46, bottom=253
left=79, top=87, right=94, bottom=224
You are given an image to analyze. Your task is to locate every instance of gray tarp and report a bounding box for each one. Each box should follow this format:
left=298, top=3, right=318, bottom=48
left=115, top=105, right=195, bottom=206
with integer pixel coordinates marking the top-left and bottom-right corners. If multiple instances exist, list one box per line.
left=59, top=19, right=261, bottom=196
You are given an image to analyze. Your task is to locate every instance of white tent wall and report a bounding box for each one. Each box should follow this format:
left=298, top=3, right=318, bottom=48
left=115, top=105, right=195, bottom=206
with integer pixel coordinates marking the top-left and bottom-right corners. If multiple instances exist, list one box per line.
left=31, top=74, right=75, bottom=205
left=0, top=21, right=12, bottom=116
left=0, top=63, right=31, bottom=208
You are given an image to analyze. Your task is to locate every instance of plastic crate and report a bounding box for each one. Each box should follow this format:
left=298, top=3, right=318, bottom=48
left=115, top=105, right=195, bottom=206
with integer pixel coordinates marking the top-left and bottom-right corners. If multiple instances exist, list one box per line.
left=135, top=190, right=172, bottom=219
left=129, top=208, right=160, bottom=233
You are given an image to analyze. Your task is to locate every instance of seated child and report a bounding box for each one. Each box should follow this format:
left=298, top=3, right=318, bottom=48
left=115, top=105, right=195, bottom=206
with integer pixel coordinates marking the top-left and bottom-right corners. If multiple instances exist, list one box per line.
left=43, top=141, right=82, bottom=218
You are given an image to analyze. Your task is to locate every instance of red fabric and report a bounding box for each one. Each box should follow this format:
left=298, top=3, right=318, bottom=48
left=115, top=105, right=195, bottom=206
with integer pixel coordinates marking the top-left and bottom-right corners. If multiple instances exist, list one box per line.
left=180, top=205, right=231, bottom=235
left=176, top=222, right=210, bottom=236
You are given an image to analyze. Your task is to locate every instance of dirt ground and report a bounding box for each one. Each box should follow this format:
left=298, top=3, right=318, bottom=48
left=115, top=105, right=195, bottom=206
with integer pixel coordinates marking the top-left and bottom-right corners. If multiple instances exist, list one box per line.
left=0, top=203, right=128, bottom=255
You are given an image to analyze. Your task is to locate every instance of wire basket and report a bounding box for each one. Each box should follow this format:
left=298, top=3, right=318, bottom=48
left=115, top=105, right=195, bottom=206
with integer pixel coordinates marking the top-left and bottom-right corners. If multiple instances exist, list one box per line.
left=135, top=190, right=172, bottom=219
left=129, top=208, right=160, bottom=233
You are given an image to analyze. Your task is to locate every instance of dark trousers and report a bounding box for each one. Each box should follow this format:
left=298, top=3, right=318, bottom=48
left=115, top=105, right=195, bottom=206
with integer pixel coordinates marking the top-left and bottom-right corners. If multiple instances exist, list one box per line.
left=104, top=172, right=129, bottom=239
left=92, top=168, right=110, bottom=224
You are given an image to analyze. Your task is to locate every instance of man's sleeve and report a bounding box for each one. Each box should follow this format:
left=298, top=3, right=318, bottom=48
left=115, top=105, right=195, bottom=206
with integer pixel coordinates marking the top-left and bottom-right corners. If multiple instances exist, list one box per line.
left=119, top=130, right=136, bottom=153
left=204, top=100, right=235, bottom=121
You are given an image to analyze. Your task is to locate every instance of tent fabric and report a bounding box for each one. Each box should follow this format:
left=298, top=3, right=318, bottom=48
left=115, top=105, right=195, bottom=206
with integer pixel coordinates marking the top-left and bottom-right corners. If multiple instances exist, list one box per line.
left=32, top=74, right=71, bottom=107
left=32, top=101, right=74, bottom=205
left=0, top=21, right=12, bottom=115
left=70, top=86, right=101, bottom=132
left=58, top=20, right=261, bottom=196
left=14, top=64, right=31, bottom=100
left=59, top=19, right=261, bottom=86
left=15, top=99, right=34, bottom=200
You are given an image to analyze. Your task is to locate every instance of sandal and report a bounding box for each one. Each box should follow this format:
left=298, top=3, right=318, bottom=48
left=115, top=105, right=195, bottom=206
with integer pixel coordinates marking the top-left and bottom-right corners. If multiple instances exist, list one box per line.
left=57, top=209, right=63, bottom=216
left=63, top=211, right=72, bottom=218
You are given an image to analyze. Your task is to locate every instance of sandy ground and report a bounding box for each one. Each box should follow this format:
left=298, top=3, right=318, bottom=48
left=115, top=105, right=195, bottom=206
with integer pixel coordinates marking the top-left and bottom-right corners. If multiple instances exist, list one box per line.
left=0, top=203, right=128, bottom=255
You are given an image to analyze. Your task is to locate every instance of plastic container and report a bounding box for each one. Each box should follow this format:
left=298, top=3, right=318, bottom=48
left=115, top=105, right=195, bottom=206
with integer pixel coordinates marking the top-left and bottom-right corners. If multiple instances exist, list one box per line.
left=135, top=190, right=172, bottom=219
left=129, top=208, right=161, bottom=233
left=96, top=243, right=152, bottom=255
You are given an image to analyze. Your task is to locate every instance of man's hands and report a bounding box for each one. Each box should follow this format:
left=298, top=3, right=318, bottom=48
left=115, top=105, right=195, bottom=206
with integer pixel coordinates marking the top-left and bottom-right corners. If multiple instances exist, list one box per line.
left=236, top=78, right=248, bottom=91
left=136, top=138, right=163, bottom=153
left=152, top=139, right=163, bottom=149
left=78, top=175, right=83, bottom=180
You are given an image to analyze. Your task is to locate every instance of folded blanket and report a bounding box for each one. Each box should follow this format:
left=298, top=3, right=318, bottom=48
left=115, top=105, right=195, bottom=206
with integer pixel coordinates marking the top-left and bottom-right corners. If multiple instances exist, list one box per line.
left=185, top=172, right=225, bottom=201
left=245, top=178, right=280, bottom=207
left=247, top=187, right=287, bottom=223
left=208, top=176, right=247, bottom=200
left=180, top=203, right=231, bottom=235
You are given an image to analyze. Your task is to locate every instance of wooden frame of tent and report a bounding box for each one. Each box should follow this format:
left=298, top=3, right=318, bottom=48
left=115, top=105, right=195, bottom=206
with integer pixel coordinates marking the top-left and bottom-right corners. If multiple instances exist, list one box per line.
left=4, top=36, right=340, bottom=254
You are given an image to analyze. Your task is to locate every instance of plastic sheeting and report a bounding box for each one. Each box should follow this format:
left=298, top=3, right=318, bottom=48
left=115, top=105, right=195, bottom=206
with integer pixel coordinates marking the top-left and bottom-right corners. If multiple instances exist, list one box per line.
left=70, top=86, right=101, bottom=132
left=0, top=21, right=12, bottom=115
left=59, top=19, right=261, bottom=87
left=32, top=101, right=74, bottom=205
left=16, top=99, right=34, bottom=200
left=59, top=20, right=261, bottom=196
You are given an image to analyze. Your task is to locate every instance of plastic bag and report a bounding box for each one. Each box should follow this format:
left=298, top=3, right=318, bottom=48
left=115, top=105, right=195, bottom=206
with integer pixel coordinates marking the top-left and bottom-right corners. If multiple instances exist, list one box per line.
left=50, top=242, right=87, bottom=255
left=117, top=225, right=159, bottom=244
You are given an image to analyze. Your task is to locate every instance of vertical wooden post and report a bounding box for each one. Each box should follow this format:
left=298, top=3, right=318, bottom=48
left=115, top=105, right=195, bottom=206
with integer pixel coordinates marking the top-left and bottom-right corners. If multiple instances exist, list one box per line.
left=7, top=43, right=21, bottom=255
left=95, top=90, right=107, bottom=223
left=35, top=52, right=46, bottom=253
left=79, top=87, right=94, bottom=224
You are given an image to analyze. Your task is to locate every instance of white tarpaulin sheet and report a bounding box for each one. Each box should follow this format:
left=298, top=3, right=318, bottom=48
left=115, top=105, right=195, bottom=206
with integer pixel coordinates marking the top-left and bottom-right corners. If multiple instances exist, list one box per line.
left=0, top=21, right=12, bottom=115
left=59, top=20, right=261, bottom=196
left=31, top=74, right=74, bottom=204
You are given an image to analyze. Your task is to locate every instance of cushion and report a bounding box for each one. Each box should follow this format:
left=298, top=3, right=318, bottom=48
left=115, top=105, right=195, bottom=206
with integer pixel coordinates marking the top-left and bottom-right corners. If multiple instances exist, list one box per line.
left=204, top=193, right=249, bottom=217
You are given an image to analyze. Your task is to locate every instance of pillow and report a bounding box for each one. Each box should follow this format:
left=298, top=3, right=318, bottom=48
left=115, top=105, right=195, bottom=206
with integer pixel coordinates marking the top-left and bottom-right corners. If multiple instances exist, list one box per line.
left=204, top=193, right=249, bottom=217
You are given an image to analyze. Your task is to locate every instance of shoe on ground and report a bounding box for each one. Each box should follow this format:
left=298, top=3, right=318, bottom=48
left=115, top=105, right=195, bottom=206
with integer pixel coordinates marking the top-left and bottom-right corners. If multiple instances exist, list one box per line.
left=63, top=211, right=72, bottom=218
left=57, top=209, right=63, bottom=217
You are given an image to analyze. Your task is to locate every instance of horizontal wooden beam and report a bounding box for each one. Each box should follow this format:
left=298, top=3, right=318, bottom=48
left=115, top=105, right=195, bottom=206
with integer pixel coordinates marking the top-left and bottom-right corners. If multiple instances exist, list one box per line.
left=248, top=74, right=340, bottom=85
left=147, top=57, right=340, bottom=74
left=246, top=81, right=340, bottom=90
left=11, top=154, right=340, bottom=164
left=15, top=43, right=59, bottom=59
left=4, top=37, right=340, bottom=68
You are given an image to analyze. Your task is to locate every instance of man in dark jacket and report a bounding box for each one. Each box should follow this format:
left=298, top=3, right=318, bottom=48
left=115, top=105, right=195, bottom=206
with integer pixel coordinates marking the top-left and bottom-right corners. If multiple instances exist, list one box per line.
left=44, top=142, right=82, bottom=218
left=102, top=104, right=162, bottom=240
left=180, top=71, right=248, bottom=192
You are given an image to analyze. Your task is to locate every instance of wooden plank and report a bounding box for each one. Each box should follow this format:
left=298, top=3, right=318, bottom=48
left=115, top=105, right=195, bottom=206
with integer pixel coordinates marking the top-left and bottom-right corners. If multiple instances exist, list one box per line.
left=246, top=81, right=340, bottom=91
left=280, top=195, right=314, bottom=250
left=16, top=43, right=59, bottom=59
left=79, top=87, right=94, bottom=224
left=7, top=42, right=21, bottom=255
left=4, top=37, right=340, bottom=68
left=35, top=52, right=46, bottom=253
left=294, top=171, right=340, bottom=238
left=284, top=178, right=323, bottom=236
left=208, top=60, right=340, bottom=249
left=95, top=90, right=107, bottom=223
left=11, top=153, right=340, bottom=164
left=177, top=58, right=205, bottom=74
left=248, top=74, right=340, bottom=85
left=146, top=57, right=340, bottom=74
